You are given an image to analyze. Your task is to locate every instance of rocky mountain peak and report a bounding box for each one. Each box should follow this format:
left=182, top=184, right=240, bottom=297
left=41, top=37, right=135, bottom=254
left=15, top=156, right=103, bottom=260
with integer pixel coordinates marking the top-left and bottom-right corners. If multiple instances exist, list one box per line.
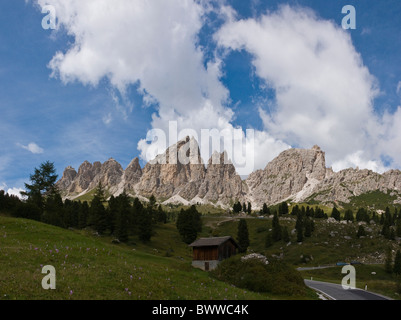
left=124, top=157, right=143, bottom=191
left=57, top=141, right=401, bottom=208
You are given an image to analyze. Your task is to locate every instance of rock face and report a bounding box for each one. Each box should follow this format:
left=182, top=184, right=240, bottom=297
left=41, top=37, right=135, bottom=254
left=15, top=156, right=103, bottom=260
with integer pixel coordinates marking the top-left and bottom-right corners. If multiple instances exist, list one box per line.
left=57, top=140, right=401, bottom=208
left=123, top=158, right=142, bottom=191
left=246, top=145, right=328, bottom=207
left=135, top=137, right=206, bottom=200
left=198, top=151, right=244, bottom=203
left=57, top=166, right=77, bottom=192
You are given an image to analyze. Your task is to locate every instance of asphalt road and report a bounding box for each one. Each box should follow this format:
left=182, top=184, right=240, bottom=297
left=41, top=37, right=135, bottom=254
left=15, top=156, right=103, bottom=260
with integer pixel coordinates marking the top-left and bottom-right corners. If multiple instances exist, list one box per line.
left=304, top=280, right=391, bottom=300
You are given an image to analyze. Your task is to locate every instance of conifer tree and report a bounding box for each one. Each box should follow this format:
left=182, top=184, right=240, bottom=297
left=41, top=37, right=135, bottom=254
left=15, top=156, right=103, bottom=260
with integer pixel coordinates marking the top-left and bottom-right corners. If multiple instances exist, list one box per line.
left=176, top=206, right=202, bottom=244
left=296, top=213, right=304, bottom=242
left=262, top=203, right=269, bottom=215
left=356, top=225, right=366, bottom=238
left=114, top=191, right=131, bottom=242
left=22, top=161, right=58, bottom=213
left=237, top=219, right=250, bottom=253
left=344, top=209, right=354, bottom=222
left=272, top=212, right=282, bottom=242
left=282, top=226, right=290, bottom=243
left=138, top=207, right=153, bottom=242
left=89, top=183, right=108, bottom=234
left=78, top=201, right=89, bottom=229
left=331, top=207, right=341, bottom=221
left=394, top=250, right=401, bottom=275
left=265, top=231, right=273, bottom=248
left=304, top=217, right=312, bottom=237
left=385, top=247, right=393, bottom=274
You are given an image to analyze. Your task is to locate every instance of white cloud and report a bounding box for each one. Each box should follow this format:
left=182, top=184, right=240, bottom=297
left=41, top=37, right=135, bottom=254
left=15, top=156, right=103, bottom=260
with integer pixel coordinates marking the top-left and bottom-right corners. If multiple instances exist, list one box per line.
left=36, top=0, right=289, bottom=175
left=0, top=183, right=26, bottom=199
left=6, top=188, right=26, bottom=199
left=332, top=151, right=387, bottom=174
left=18, top=142, right=44, bottom=154
left=215, top=5, right=392, bottom=171
left=36, top=1, right=401, bottom=174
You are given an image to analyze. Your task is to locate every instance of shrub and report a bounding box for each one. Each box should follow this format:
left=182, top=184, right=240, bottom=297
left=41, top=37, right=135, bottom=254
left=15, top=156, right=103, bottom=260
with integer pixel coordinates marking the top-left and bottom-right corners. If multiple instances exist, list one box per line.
left=211, top=255, right=306, bottom=296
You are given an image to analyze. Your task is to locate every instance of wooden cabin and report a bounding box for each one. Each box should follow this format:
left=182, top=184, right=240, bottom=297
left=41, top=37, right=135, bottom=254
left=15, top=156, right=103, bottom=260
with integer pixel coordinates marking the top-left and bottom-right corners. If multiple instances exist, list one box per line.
left=188, top=236, right=239, bottom=271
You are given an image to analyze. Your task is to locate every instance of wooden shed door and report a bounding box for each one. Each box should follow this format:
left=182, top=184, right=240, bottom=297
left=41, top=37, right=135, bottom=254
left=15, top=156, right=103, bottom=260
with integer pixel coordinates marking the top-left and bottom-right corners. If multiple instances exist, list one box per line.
left=205, top=262, right=209, bottom=271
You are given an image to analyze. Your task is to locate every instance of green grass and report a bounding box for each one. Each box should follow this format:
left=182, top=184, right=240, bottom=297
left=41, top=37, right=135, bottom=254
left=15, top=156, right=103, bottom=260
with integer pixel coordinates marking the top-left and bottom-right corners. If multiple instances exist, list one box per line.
left=5, top=209, right=399, bottom=300
left=0, top=215, right=285, bottom=300
left=210, top=214, right=399, bottom=267
left=207, top=214, right=401, bottom=299
left=343, top=190, right=400, bottom=211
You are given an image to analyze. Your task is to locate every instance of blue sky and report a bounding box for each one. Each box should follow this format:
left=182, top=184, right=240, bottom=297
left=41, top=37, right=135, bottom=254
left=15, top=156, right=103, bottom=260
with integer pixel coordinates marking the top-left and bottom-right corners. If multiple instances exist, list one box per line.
left=1, top=0, right=401, bottom=195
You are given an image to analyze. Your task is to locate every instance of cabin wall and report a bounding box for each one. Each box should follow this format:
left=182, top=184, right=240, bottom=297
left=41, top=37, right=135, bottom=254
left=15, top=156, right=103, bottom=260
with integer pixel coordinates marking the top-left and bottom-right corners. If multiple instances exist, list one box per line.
left=218, top=241, right=237, bottom=260
left=193, top=246, right=219, bottom=261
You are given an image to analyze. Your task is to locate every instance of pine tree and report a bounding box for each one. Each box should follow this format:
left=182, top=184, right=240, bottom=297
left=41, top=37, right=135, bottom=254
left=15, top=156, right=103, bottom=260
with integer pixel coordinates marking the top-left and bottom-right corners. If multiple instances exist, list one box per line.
left=356, top=225, right=366, bottom=238
left=331, top=207, right=341, bottom=221
left=385, top=247, right=393, bottom=274
left=176, top=206, right=201, bottom=244
left=41, top=190, right=64, bottom=227
left=22, top=161, right=58, bottom=213
left=89, top=185, right=108, bottom=235
left=265, top=231, right=273, bottom=248
left=233, top=201, right=242, bottom=214
left=394, top=250, right=401, bottom=275
left=281, top=201, right=289, bottom=215
left=156, top=205, right=167, bottom=223
left=262, top=203, right=269, bottom=215
left=272, top=212, right=282, bottom=242
left=78, top=201, right=89, bottom=229
left=247, top=202, right=252, bottom=215
left=237, top=219, right=250, bottom=253
left=138, top=207, right=153, bottom=242
left=296, top=213, right=304, bottom=242
left=114, top=191, right=131, bottom=242
left=344, top=209, right=354, bottom=222
left=304, top=217, right=312, bottom=237
left=282, top=226, right=290, bottom=243
left=396, top=215, right=401, bottom=237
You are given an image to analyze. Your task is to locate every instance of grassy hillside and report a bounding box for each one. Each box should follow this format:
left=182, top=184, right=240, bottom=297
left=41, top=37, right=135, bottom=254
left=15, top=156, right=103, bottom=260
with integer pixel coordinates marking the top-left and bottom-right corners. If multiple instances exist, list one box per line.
left=0, top=215, right=312, bottom=300
left=205, top=213, right=401, bottom=299
left=208, top=215, right=394, bottom=266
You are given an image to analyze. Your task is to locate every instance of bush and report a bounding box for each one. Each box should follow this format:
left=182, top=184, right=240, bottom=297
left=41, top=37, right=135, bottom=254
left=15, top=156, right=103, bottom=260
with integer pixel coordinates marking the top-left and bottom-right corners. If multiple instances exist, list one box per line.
left=211, top=255, right=306, bottom=296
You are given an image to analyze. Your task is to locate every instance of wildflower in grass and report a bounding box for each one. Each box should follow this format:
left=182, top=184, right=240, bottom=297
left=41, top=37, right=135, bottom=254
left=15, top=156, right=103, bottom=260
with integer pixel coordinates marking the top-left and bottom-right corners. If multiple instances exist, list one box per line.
left=55, top=249, right=59, bottom=253
left=130, top=275, right=133, bottom=280
left=69, top=290, right=73, bottom=295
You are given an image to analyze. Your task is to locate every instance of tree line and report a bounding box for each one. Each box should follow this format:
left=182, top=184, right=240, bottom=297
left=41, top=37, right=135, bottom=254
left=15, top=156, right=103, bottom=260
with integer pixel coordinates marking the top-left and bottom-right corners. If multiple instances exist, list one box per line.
left=0, top=161, right=171, bottom=243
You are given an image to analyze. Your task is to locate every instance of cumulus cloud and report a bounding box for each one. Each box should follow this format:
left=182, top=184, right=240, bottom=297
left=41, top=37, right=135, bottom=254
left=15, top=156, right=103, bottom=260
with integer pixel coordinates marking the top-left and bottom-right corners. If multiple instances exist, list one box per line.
left=215, top=5, right=394, bottom=171
left=35, top=1, right=401, bottom=174
left=35, top=0, right=289, bottom=175
left=18, top=142, right=44, bottom=154
left=0, top=183, right=26, bottom=199
left=6, top=188, right=26, bottom=199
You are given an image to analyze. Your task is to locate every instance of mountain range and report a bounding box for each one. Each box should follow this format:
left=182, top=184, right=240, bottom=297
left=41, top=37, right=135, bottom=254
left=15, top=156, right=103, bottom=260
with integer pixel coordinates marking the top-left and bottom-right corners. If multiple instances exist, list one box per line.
left=57, top=137, right=401, bottom=209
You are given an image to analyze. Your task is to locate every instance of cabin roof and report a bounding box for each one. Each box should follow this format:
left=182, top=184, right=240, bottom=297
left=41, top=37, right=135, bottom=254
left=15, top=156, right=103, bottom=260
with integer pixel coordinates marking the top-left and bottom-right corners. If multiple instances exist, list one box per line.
left=188, top=236, right=239, bottom=248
